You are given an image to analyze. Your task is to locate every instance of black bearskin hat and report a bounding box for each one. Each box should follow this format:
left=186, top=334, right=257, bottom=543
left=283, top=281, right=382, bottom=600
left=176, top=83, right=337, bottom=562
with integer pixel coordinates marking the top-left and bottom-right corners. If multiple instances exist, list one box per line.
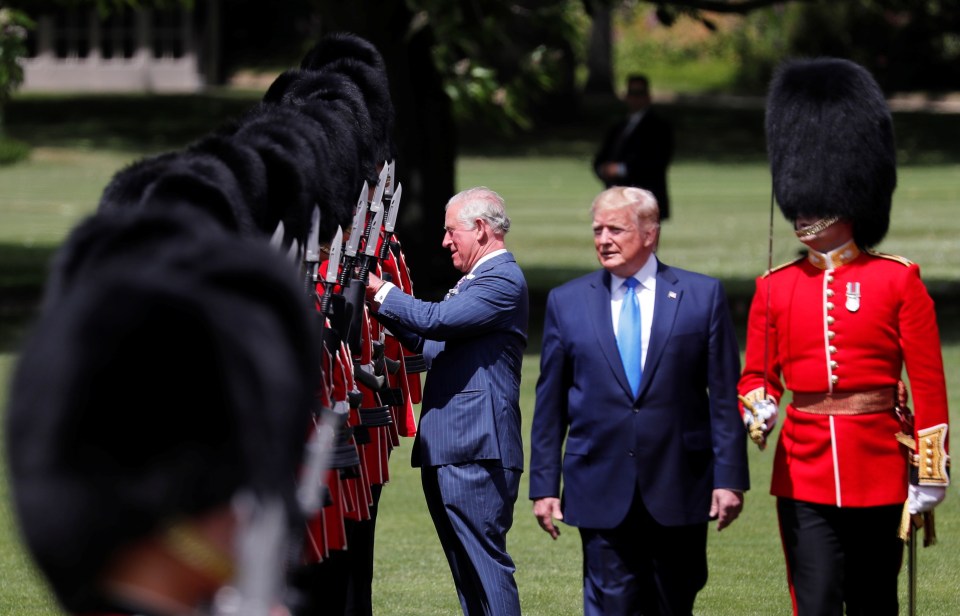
left=766, top=57, right=896, bottom=248
left=301, top=33, right=397, bottom=163
left=6, top=208, right=319, bottom=612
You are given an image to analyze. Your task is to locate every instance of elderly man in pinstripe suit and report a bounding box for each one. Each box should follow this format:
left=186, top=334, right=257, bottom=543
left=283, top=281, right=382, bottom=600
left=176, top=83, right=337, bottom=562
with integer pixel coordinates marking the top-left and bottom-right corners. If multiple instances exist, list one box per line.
left=367, top=187, right=528, bottom=615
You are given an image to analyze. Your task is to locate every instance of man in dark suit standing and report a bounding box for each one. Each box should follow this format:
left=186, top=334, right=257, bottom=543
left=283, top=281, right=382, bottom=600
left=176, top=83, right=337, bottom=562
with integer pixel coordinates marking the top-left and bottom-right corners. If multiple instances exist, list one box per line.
left=594, top=74, right=674, bottom=220
left=366, top=187, right=528, bottom=616
left=529, top=186, right=748, bottom=616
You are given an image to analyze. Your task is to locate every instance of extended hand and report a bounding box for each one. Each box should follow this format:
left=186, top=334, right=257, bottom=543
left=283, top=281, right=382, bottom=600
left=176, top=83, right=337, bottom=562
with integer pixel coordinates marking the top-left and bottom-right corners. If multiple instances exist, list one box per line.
left=532, top=497, right=563, bottom=540
left=365, top=272, right=383, bottom=302
left=710, top=489, right=743, bottom=531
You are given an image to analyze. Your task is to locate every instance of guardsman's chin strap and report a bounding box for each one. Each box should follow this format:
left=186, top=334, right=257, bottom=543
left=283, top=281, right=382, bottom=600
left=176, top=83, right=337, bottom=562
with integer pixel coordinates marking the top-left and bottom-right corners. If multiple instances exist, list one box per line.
left=794, top=216, right=840, bottom=240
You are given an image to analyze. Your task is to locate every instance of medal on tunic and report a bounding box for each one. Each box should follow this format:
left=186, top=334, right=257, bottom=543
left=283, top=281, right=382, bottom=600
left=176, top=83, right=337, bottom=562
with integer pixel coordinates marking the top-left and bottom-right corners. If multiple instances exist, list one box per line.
left=845, top=282, right=861, bottom=312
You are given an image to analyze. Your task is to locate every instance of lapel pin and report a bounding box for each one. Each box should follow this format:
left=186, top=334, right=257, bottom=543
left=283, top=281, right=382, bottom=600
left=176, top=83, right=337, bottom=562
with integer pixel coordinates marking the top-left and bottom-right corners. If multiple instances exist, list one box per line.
left=668, top=291, right=677, bottom=299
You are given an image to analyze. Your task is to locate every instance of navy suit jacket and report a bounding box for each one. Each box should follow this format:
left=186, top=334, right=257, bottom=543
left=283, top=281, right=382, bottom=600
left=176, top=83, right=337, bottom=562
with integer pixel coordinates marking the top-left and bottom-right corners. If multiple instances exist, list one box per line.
left=529, top=261, right=748, bottom=528
left=375, top=252, right=528, bottom=470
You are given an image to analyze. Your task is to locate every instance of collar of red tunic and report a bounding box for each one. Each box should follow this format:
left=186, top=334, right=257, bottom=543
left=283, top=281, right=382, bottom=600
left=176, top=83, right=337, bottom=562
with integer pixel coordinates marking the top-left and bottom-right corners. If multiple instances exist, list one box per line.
left=806, top=240, right=861, bottom=270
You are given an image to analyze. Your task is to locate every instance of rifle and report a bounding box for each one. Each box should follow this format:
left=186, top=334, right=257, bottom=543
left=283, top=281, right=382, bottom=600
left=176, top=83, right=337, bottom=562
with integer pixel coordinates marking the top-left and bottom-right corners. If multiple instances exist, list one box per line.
left=338, top=184, right=370, bottom=355
left=341, top=167, right=389, bottom=355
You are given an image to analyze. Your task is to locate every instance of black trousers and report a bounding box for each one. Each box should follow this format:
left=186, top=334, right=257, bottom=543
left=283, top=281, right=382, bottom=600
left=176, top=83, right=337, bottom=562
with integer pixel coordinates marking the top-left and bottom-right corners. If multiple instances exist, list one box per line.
left=777, top=498, right=903, bottom=616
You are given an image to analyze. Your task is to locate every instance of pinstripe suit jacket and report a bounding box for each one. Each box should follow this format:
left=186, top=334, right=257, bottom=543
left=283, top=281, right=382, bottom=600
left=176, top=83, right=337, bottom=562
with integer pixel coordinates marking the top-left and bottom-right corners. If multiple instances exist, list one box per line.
left=375, top=251, right=528, bottom=470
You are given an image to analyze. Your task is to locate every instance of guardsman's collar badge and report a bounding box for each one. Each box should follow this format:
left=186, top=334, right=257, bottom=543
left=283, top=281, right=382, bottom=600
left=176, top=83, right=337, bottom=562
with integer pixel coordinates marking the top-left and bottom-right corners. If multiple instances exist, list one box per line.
left=807, top=240, right=861, bottom=270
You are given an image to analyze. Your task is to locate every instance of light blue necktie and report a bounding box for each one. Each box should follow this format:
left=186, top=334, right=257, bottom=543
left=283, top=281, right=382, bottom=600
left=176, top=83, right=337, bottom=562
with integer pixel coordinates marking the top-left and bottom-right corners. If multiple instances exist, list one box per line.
left=617, top=278, right=642, bottom=396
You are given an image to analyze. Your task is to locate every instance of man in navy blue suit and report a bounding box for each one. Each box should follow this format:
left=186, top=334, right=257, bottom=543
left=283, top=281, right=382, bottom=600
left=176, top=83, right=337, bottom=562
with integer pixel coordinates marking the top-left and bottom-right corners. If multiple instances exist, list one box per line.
left=529, top=186, right=748, bottom=616
left=367, top=187, right=528, bottom=616
left=594, top=75, right=674, bottom=220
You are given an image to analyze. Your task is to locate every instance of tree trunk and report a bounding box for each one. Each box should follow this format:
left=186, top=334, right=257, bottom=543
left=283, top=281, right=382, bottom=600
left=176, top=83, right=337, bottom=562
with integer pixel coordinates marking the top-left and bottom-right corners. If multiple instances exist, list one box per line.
left=584, top=1, right=615, bottom=97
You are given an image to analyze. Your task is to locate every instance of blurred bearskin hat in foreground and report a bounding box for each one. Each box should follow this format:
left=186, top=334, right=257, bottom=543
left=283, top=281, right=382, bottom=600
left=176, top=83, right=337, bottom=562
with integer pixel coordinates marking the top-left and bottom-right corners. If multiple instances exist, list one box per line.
left=6, top=208, right=320, bottom=611
left=766, top=57, right=896, bottom=248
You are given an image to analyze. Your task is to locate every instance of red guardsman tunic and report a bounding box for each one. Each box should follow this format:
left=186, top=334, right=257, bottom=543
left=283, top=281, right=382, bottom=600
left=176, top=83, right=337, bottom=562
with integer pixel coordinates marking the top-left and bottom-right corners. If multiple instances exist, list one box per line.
left=739, top=242, right=949, bottom=507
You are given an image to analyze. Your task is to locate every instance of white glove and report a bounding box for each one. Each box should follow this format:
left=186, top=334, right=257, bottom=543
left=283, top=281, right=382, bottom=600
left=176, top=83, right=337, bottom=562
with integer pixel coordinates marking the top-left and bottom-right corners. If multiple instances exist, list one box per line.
left=908, top=484, right=946, bottom=514
left=743, top=399, right=778, bottom=434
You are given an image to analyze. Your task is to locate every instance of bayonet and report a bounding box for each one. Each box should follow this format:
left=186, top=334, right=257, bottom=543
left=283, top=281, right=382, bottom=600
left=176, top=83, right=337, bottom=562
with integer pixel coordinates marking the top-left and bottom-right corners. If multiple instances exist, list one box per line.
left=269, top=220, right=285, bottom=251
left=319, top=227, right=343, bottom=318
left=325, top=227, right=343, bottom=287
left=357, top=203, right=385, bottom=284
left=383, top=183, right=400, bottom=235
left=357, top=166, right=387, bottom=258
left=303, top=206, right=321, bottom=297
left=345, top=183, right=369, bottom=258
left=286, top=238, right=299, bottom=264
left=338, top=183, right=369, bottom=288
left=364, top=206, right=385, bottom=260
left=378, top=183, right=402, bottom=262
left=383, top=160, right=396, bottom=200
left=369, top=165, right=388, bottom=213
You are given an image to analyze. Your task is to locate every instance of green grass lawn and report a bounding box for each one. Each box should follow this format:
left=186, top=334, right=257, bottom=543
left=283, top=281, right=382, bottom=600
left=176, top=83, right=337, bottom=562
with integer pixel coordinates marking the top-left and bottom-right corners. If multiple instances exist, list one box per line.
left=2, top=106, right=960, bottom=613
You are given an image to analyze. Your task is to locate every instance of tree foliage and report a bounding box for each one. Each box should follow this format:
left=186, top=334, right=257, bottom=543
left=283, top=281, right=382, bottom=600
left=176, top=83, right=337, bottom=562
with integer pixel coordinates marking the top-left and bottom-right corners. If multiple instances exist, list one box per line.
left=0, top=8, right=33, bottom=114
left=0, top=5, right=33, bottom=162
left=785, top=1, right=960, bottom=92
left=10, top=0, right=960, bottom=282
left=404, top=1, right=584, bottom=132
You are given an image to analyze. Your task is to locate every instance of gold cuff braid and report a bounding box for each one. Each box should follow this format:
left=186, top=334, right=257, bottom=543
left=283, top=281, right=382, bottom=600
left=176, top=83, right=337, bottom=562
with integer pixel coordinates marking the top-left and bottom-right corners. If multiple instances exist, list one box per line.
left=917, top=423, right=950, bottom=486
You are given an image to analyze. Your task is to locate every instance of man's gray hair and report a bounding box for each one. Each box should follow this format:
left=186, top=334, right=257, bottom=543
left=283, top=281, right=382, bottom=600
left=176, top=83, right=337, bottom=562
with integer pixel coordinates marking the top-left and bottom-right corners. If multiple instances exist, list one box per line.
left=447, top=186, right=511, bottom=236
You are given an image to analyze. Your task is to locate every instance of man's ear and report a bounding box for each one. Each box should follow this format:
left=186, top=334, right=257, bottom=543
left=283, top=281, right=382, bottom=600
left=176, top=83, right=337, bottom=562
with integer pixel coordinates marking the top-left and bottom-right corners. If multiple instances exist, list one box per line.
left=474, top=218, right=488, bottom=240
left=643, top=226, right=659, bottom=249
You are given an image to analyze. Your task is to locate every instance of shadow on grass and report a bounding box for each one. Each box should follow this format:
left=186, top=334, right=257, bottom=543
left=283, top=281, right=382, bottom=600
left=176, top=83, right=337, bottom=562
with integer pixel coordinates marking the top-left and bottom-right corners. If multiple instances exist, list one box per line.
left=12, top=91, right=960, bottom=165
left=5, top=91, right=263, bottom=153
